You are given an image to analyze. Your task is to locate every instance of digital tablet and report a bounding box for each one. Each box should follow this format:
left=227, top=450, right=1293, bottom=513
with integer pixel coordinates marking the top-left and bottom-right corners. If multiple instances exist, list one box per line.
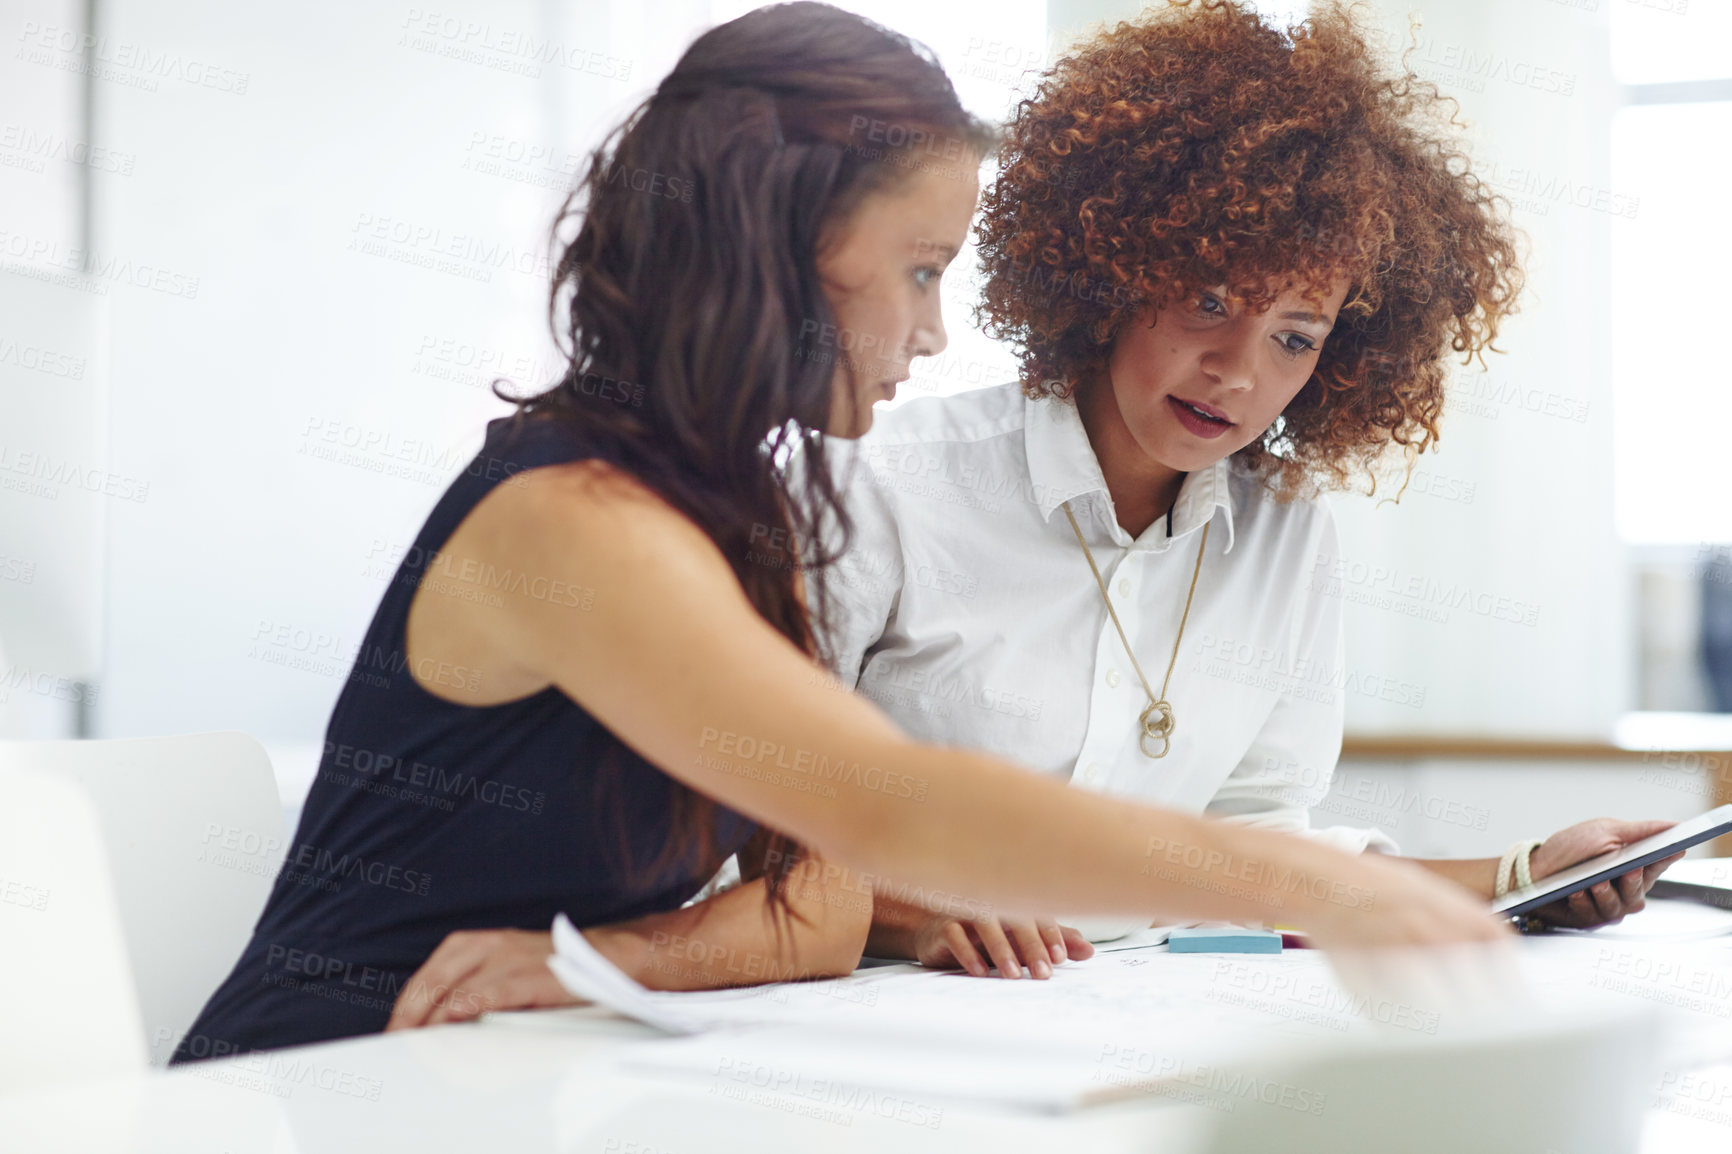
left=1491, top=804, right=1732, bottom=917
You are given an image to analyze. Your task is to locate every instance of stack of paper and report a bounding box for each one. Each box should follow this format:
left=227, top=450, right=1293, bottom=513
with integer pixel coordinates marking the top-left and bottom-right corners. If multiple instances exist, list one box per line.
left=547, top=914, right=1369, bottom=1112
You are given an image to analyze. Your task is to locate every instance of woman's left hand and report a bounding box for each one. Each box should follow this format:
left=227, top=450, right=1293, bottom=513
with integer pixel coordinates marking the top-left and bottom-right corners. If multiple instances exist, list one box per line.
left=1525, top=818, right=1682, bottom=929
left=386, top=928, right=580, bottom=1030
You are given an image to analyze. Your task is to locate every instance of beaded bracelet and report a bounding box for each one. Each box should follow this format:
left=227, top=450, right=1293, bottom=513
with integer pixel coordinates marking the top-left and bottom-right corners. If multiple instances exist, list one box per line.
left=1495, top=838, right=1546, bottom=900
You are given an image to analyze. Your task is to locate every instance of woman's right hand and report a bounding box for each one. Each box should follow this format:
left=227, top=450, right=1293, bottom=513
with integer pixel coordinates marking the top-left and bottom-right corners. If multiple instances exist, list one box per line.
left=910, top=914, right=1095, bottom=979
left=1301, top=853, right=1521, bottom=1029
left=1304, top=850, right=1513, bottom=950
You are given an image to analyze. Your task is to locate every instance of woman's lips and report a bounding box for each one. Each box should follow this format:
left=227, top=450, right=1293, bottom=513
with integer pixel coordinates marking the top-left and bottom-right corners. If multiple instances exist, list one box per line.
left=1167, top=395, right=1234, bottom=439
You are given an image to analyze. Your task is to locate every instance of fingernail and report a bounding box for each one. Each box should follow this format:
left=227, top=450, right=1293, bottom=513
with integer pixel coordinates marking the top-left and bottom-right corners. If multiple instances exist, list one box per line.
left=1005, top=961, right=1021, bottom=979
left=1033, top=959, right=1051, bottom=979
left=1050, top=943, right=1067, bottom=964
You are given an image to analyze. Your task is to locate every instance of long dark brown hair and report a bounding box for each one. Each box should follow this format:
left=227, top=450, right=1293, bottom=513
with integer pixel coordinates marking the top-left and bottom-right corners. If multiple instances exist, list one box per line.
left=501, top=3, right=994, bottom=916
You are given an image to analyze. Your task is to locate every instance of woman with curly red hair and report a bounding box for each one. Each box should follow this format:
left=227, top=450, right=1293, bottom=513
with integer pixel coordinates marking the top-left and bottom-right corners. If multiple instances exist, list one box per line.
left=828, top=0, right=1676, bottom=978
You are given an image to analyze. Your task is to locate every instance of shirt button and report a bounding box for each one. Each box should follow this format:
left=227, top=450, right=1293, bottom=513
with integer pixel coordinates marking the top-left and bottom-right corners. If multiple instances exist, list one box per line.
left=1085, top=762, right=1101, bottom=781
left=1116, top=578, right=1131, bottom=598
left=1105, top=669, right=1121, bottom=688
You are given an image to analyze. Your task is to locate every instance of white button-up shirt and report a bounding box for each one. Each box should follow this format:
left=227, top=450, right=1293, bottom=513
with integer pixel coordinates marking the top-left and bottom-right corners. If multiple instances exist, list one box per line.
left=824, top=383, right=1395, bottom=886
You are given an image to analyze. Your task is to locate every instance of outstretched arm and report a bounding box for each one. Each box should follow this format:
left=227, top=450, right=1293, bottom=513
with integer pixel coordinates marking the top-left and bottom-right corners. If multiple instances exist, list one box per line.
left=404, top=461, right=1509, bottom=953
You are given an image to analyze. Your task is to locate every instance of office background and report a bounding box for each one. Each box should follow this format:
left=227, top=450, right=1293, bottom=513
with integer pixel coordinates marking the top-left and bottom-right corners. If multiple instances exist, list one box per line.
left=3, top=0, right=1729, bottom=848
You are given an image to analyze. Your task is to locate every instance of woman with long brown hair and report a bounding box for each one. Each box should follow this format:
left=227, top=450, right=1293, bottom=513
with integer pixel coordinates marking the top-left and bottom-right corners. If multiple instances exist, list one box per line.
left=174, top=1, right=1501, bottom=1062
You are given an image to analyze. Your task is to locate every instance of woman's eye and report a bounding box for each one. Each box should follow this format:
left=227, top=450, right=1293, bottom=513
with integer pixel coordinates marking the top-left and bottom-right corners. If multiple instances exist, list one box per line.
left=914, top=266, right=941, bottom=288
left=1197, top=294, right=1226, bottom=315
left=1280, top=333, right=1318, bottom=356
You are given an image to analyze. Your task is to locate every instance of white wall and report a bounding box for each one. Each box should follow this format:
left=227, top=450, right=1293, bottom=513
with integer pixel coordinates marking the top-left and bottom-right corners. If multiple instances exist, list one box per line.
left=45, top=0, right=697, bottom=749
left=1332, top=756, right=1717, bottom=860
left=1328, top=0, right=1630, bottom=739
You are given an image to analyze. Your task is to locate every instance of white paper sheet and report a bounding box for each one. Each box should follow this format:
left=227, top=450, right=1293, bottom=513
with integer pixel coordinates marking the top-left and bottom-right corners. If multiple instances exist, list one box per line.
left=544, top=908, right=1713, bottom=1115
left=547, top=913, right=1369, bottom=1110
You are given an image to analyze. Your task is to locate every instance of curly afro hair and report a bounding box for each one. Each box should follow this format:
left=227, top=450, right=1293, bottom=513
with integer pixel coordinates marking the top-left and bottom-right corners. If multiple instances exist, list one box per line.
left=974, top=0, right=1523, bottom=494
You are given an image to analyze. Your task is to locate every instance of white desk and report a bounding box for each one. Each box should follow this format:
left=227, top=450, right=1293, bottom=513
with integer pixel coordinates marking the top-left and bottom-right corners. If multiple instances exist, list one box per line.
left=5, top=928, right=1732, bottom=1153
left=0, top=1015, right=1222, bottom=1153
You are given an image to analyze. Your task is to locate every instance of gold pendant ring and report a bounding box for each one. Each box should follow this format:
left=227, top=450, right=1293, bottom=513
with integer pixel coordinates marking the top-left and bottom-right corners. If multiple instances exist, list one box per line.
left=1139, top=700, right=1175, bottom=759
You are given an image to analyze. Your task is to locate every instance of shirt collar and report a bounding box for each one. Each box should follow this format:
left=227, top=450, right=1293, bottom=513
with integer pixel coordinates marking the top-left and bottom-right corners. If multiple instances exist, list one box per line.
left=1024, top=391, right=1237, bottom=553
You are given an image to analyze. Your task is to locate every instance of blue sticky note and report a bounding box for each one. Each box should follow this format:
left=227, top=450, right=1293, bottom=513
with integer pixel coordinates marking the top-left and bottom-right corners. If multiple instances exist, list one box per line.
left=1166, top=927, right=1283, bottom=954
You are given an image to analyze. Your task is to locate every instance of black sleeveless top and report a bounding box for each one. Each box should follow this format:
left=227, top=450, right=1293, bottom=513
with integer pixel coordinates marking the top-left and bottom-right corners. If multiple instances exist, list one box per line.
left=173, top=415, right=757, bottom=1062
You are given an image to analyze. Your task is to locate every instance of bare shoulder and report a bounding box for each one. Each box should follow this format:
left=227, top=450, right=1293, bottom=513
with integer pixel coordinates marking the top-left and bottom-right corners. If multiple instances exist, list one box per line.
left=405, top=459, right=745, bottom=705
left=474, top=459, right=738, bottom=585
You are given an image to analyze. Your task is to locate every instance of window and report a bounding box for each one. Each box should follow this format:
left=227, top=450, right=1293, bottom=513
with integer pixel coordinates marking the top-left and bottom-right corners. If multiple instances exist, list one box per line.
left=1610, top=4, right=1732, bottom=545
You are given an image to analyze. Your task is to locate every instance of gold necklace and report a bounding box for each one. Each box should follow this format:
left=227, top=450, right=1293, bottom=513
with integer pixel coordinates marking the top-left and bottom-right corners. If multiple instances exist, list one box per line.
left=1061, top=501, right=1209, bottom=759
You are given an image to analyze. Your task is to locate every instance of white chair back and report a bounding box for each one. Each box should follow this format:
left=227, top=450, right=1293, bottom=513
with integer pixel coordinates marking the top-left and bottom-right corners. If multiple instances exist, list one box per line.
left=1202, top=1004, right=1658, bottom=1154
left=0, top=732, right=284, bottom=1088
left=0, top=768, right=146, bottom=1090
